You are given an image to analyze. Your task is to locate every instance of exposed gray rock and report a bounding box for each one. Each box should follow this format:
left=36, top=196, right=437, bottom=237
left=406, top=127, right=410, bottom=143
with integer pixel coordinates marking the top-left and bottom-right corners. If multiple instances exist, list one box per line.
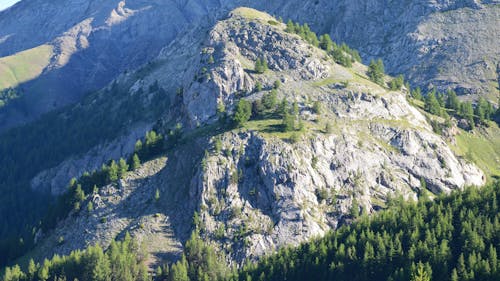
left=183, top=12, right=330, bottom=125
left=194, top=94, right=484, bottom=263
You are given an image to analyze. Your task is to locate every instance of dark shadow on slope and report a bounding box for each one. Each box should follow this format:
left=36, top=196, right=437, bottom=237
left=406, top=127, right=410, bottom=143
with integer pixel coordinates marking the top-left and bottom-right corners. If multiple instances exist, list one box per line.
left=235, top=133, right=279, bottom=222
left=0, top=1, right=187, bottom=133
left=104, top=135, right=210, bottom=267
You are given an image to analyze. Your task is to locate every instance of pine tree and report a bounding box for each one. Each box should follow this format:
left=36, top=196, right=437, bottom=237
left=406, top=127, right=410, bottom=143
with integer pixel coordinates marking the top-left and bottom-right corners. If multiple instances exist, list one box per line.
left=131, top=154, right=141, bottom=170
left=254, top=58, right=262, bottom=73
left=118, top=158, right=129, bottom=179
left=411, top=87, right=423, bottom=100
left=233, top=99, right=252, bottom=127
left=155, top=188, right=160, bottom=202
left=459, top=102, right=475, bottom=129
left=411, top=262, right=432, bottom=281
left=420, top=177, right=427, bottom=190
left=319, top=34, right=334, bottom=52
left=27, top=259, right=37, bottom=280
left=252, top=99, right=265, bottom=118
left=475, top=97, right=490, bottom=124
left=73, top=184, right=85, bottom=211
left=107, top=160, right=119, bottom=182
left=262, top=58, right=268, bottom=72
left=90, top=244, right=111, bottom=281
left=255, top=81, right=263, bottom=92
left=134, top=140, right=143, bottom=153
left=282, top=112, right=295, bottom=132
left=425, top=91, right=441, bottom=115
left=155, top=266, right=163, bottom=279
left=313, top=101, right=322, bottom=114
left=278, top=98, right=288, bottom=117
left=437, top=92, right=446, bottom=107
left=292, top=101, right=299, bottom=116
left=285, top=20, right=295, bottom=33
left=273, top=79, right=281, bottom=89
left=457, top=253, right=467, bottom=279
left=214, top=137, right=223, bottom=154
left=367, top=59, right=385, bottom=85
left=254, top=58, right=268, bottom=74
left=263, top=89, right=278, bottom=110
left=389, top=75, right=404, bottom=90
left=170, top=256, right=189, bottom=281
left=451, top=268, right=459, bottom=281
left=446, top=89, right=460, bottom=111
left=489, top=244, right=497, bottom=273
left=38, top=260, right=50, bottom=281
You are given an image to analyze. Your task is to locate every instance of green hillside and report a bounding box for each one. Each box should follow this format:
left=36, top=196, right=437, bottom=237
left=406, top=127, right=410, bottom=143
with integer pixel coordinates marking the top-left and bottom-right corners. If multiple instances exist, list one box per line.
left=451, top=123, right=500, bottom=181
left=0, top=45, right=53, bottom=90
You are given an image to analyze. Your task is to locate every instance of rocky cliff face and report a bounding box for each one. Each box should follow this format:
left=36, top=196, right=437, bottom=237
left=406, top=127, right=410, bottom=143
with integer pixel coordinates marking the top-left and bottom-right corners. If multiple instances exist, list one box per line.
left=0, top=0, right=498, bottom=131
left=298, top=0, right=500, bottom=97
left=27, top=8, right=485, bottom=267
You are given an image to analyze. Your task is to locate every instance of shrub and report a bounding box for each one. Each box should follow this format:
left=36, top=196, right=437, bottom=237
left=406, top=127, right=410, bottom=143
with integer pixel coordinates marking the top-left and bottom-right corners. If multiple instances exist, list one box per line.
left=273, top=80, right=281, bottom=89
left=313, top=101, right=322, bottom=114
left=254, top=57, right=268, bottom=74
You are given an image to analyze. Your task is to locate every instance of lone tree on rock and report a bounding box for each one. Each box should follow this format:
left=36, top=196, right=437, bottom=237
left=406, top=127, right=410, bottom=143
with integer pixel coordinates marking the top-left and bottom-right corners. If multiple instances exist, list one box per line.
left=255, top=57, right=268, bottom=74
left=233, top=99, right=252, bottom=127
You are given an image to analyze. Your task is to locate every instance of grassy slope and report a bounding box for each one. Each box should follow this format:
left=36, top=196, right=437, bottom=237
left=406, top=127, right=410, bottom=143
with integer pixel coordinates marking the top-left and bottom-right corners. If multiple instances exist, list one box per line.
left=231, top=7, right=276, bottom=22
left=0, top=44, right=53, bottom=90
left=451, top=123, right=500, bottom=181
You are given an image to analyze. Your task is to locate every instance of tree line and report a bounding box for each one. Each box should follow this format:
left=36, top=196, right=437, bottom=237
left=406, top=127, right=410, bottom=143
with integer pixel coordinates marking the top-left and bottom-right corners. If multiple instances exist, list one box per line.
left=2, top=233, right=149, bottom=281
left=364, top=56, right=499, bottom=131
left=411, top=87, right=498, bottom=130
left=285, top=20, right=361, bottom=67
left=237, top=181, right=500, bottom=281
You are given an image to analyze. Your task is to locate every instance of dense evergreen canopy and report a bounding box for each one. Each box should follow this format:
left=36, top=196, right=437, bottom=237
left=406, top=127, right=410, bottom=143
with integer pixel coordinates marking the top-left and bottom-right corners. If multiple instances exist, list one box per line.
left=237, top=181, right=500, bottom=281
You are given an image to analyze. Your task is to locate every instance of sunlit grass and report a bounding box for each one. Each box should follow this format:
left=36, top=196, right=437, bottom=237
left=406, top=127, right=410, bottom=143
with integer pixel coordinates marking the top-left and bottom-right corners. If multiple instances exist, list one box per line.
left=0, top=44, right=53, bottom=90
left=451, top=122, right=500, bottom=181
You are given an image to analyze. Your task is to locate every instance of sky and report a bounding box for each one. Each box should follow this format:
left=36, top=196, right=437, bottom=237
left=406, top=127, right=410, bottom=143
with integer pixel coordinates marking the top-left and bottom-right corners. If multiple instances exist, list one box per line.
left=0, top=0, right=20, bottom=11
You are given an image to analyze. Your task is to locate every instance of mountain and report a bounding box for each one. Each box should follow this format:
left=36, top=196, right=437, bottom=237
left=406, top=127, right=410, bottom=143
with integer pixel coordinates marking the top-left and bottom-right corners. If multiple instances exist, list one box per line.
left=0, top=0, right=498, bottom=131
left=6, top=8, right=486, bottom=269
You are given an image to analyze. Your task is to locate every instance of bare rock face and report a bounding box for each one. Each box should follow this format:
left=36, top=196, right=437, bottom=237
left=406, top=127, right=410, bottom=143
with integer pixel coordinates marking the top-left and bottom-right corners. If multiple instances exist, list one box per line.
left=195, top=123, right=483, bottom=262
left=183, top=12, right=330, bottom=125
